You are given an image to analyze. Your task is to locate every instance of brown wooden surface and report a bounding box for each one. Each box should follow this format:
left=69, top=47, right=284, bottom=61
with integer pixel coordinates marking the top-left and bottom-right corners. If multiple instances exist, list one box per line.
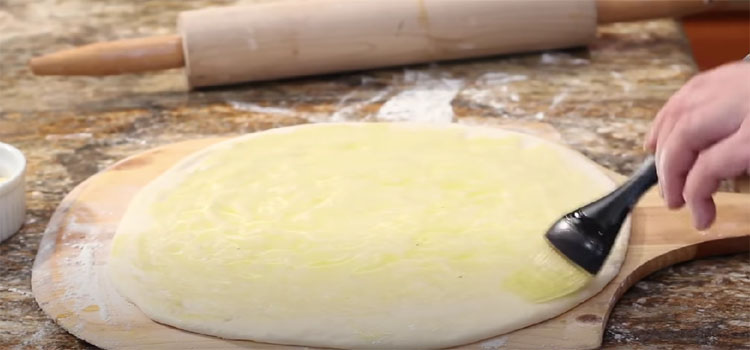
left=31, top=135, right=750, bottom=350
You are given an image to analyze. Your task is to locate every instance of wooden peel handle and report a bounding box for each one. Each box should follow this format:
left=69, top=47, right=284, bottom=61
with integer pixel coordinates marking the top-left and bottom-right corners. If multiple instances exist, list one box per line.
left=596, top=0, right=749, bottom=24
left=612, top=192, right=750, bottom=306
left=29, top=35, right=184, bottom=76
left=631, top=192, right=749, bottom=271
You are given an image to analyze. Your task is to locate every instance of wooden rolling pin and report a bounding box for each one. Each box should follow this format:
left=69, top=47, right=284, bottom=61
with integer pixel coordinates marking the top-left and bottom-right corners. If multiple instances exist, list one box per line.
left=29, top=0, right=748, bottom=88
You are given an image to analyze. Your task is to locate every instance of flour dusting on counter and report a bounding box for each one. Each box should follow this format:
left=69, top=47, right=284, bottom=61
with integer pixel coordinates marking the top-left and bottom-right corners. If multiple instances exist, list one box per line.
left=375, top=70, right=463, bottom=123
left=11, top=319, right=56, bottom=350
left=228, top=101, right=296, bottom=116
left=550, top=92, right=568, bottom=108
left=610, top=71, right=634, bottom=93
left=329, top=88, right=391, bottom=122
left=476, top=72, right=528, bottom=85
left=462, top=72, right=531, bottom=117
left=540, top=52, right=590, bottom=65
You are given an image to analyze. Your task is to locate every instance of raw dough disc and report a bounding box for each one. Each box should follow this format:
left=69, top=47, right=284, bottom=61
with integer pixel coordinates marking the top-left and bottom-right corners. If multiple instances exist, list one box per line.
left=108, top=122, right=629, bottom=349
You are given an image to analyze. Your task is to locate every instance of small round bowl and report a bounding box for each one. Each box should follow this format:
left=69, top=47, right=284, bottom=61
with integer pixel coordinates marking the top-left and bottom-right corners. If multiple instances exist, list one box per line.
left=0, top=142, right=26, bottom=243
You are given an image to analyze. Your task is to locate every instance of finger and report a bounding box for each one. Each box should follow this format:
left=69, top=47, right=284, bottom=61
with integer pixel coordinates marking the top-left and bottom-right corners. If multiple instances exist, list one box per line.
left=653, top=102, right=688, bottom=207
left=645, top=108, right=667, bottom=152
left=653, top=89, right=694, bottom=158
left=657, top=108, right=745, bottom=209
left=645, top=94, right=679, bottom=152
left=650, top=74, right=713, bottom=154
left=651, top=95, right=688, bottom=199
left=683, top=127, right=750, bottom=230
left=656, top=137, right=692, bottom=209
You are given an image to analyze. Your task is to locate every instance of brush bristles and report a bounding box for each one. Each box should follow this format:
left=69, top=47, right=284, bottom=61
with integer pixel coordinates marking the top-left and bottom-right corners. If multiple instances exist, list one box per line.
left=502, top=241, right=594, bottom=303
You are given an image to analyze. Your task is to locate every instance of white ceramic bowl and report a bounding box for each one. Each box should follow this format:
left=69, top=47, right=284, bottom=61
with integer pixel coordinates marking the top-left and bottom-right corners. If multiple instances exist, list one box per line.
left=0, top=142, right=26, bottom=243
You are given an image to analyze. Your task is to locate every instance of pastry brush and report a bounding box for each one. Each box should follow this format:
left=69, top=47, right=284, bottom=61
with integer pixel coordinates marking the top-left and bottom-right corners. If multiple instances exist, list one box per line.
left=545, top=156, right=658, bottom=275
left=502, top=157, right=657, bottom=303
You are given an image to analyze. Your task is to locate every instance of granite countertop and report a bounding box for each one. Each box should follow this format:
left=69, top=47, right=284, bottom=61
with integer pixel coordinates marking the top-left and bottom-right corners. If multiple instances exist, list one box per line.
left=1, top=1, right=748, bottom=349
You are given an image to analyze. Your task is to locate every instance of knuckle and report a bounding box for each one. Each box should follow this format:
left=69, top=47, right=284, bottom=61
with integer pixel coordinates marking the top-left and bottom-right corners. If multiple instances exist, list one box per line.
left=681, top=114, right=701, bottom=140
left=661, top=140, right=690, bottom=173
left=673, top=112, right=706, bottom=150
left=686, top=76, right=706, bottom=90
left=691, top=71, right=712, bottom=85
left=694, top=152, right=712, bottom=172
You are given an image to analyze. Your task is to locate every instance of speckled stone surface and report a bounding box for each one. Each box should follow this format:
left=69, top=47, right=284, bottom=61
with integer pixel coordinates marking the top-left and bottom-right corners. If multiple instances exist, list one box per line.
left=0, top=1, right=748, bottom=349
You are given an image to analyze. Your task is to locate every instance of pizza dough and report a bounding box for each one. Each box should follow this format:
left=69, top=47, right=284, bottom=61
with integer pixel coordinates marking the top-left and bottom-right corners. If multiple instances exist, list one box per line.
left=108, top=123, right=629, bottom=349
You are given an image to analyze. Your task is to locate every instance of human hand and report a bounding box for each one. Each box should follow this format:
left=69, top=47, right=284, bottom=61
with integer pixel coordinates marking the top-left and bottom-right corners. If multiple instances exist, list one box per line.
left=644, top=61, right=750, bottom=230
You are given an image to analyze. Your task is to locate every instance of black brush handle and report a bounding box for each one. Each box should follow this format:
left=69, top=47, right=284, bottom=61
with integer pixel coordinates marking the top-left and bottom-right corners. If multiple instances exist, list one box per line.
left=580, top=156, right=658, bottom=235
left=544, top=156, right=658, bottom=274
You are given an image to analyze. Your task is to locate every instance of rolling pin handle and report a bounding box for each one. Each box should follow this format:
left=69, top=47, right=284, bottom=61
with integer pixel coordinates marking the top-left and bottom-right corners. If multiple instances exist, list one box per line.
left=595, top=0, right=749, bottom=24
left=29, top=35, right=185, bottom=76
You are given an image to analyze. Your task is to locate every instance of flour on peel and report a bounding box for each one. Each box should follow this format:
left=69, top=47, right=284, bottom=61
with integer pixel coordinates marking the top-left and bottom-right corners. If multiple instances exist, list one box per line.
left=58, top=212, right=112, bottom=324
left=480, top=336, right=508, bottom=349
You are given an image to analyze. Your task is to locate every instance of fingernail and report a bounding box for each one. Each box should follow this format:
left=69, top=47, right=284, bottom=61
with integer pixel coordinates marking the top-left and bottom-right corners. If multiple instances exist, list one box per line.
left=690, top=206, right=700, bottom=229
left=689, top=204, right=709, bottom=230
left=694, top=214, right=709, bottom=231
left=658, top=184, right=664, bottom=198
